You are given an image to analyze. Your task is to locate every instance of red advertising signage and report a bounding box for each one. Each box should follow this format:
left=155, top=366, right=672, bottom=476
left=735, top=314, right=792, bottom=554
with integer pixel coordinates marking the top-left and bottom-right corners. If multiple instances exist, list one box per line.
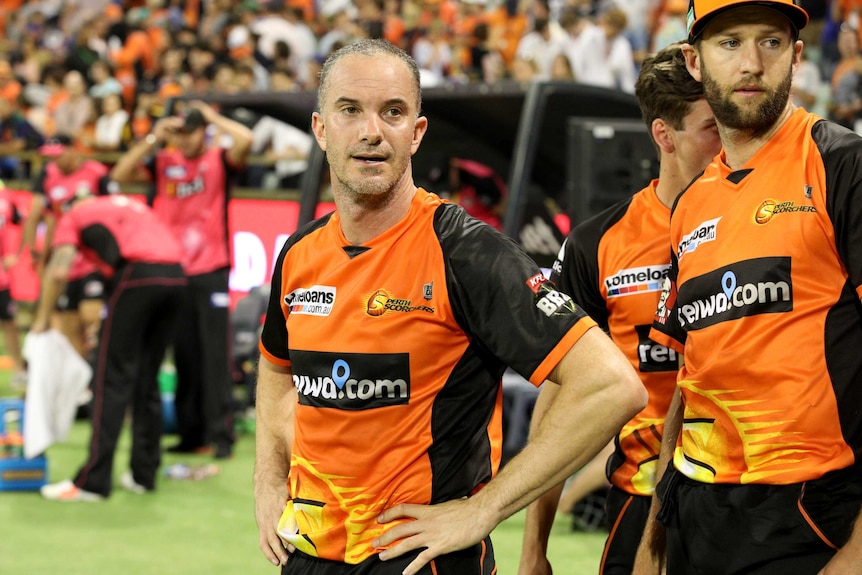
left=228, top=197, right=336, bottom=307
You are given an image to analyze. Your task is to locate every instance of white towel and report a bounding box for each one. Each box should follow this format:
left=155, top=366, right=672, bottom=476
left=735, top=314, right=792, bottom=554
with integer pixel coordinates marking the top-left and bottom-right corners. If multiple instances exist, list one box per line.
left=22, top=330, right=92, bottom=459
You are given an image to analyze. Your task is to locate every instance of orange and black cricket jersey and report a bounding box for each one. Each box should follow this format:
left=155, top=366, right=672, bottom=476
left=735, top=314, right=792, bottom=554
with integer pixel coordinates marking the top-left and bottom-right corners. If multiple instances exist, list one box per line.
left=651, top=109, right=862, bottom=486
left=552, top=181, right=678, bottom=496
left=259, top=188, right=595, bottom=564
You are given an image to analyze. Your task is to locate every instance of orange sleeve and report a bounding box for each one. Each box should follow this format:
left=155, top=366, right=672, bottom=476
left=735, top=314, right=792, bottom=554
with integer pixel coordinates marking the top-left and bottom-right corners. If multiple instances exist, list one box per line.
left=529, top=318, right=597, bottom=386
left=259, top=342, right=292, bottom=368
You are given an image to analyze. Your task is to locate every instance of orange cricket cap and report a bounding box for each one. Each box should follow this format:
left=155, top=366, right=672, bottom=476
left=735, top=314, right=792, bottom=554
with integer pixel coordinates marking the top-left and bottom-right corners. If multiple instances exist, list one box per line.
left=686, top=0, right=808, bottom=42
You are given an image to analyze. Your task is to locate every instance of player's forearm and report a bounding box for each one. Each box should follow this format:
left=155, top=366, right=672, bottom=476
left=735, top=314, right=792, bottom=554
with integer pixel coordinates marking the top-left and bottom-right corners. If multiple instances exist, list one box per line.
left=520, top=384, right=564, bottom=552
left=32, top=245, right=74, bottom=330
left=254, top=358, right=295, bottom=491
left=109, top=138, right=154, bottom=183
left=636, top=384, right=683, bottom=567
left=471, top=328, right=646, bottom=526
left=19, top=211, right=41, bottom=255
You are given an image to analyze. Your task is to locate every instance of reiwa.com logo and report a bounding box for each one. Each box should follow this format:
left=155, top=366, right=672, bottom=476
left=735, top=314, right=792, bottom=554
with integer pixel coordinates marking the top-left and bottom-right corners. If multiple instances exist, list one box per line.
left=677, top=217, right=720, bottom=260
left=365, top=289, right=434, bottom=317
left=605, top=264, right=670, bottom=298
left=284, top=285, right=336, bottom=317
left=675, top=257, right=792, bottom=330
left=290, top=351, right=410, bottom=410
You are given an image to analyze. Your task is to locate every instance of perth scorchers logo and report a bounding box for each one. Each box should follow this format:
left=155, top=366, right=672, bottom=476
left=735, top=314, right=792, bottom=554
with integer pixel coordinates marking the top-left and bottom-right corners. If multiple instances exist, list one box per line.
left=754, top=198, right=816, bottom=225
left=366, top=290, right=389, bottom=317
left=364, top=289, right=434, bottom=317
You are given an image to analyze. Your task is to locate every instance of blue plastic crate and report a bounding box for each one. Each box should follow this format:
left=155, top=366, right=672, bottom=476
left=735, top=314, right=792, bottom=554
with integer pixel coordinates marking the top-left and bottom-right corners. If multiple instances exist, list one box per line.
left=0, top=398, right=48, bottom=491
left=0, top=456, right=48, bottom=491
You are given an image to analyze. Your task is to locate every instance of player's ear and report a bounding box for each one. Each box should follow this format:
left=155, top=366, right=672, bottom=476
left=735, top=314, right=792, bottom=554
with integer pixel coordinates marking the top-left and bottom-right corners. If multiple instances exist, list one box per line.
left=682, top=43, right=702, bottom=83
left=652, top=118, right=674, bottom=155
left=311, top=112, right=327, bottom=151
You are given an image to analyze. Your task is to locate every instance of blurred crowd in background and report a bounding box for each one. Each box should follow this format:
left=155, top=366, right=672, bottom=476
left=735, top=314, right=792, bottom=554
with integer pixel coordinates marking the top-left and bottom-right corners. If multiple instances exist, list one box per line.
left=0, top=0, right=853, bottom=185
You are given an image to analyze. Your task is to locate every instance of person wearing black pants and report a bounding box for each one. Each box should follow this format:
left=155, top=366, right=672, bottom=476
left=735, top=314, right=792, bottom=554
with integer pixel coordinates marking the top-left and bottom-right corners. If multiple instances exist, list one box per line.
left=109, top=101, right=254, bottom=460
left=76, top=262, right=186, bottom=496
left=172, top=268, right=236, bottom=458
left=36, top=194, right=187, bottom=501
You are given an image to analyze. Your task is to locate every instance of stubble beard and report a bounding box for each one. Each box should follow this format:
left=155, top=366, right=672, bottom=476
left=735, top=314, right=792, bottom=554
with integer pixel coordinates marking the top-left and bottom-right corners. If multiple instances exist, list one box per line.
left=333, top=154, right=410, bottom=210
left=701, top=61, right=793, bottom=139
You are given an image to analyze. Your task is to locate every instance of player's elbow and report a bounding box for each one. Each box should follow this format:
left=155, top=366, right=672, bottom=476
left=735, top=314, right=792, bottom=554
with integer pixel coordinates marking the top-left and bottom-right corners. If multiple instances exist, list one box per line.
left=607, top=361, right=648, bottom=422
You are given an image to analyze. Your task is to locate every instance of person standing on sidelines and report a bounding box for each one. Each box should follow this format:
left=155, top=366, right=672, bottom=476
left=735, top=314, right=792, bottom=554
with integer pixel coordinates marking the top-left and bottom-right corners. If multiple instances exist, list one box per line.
left=518, top=41, right=722, bottom=575
left=253, top=39, right=647, bottom=575
left=110, top=101, right=253, bottom=459
left=0, top=184, right=25, bottom=386
left=20, top=134, right=114, bottom=358
left=37, top=193, right=186, bottom=501
left=639, top=1, right=862, bottom=572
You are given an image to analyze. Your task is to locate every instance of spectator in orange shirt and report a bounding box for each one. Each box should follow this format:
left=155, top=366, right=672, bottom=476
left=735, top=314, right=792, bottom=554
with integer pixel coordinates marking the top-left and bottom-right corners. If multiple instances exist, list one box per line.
left=0, top=61, right=22, bottom=105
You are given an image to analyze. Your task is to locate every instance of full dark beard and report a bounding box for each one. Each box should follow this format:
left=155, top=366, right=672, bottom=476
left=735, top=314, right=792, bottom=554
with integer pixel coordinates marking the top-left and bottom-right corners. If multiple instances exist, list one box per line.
left=702, top=63, right=793, bottom=138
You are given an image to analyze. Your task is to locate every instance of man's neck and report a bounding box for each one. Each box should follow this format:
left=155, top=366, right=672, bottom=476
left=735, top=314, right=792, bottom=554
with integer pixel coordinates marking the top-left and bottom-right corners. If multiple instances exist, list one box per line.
left=336, top=183, right=417, bottom=245
left=720, top=103, right=796, bottom=171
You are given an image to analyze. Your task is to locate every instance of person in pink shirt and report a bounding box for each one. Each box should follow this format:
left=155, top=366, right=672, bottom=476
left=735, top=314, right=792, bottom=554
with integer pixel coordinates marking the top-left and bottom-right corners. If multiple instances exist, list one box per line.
left=36, top=193, right=187, bottom=501
left=111, top=101, right=253, bottom=460
left=21, top=134, right=114, bottom=358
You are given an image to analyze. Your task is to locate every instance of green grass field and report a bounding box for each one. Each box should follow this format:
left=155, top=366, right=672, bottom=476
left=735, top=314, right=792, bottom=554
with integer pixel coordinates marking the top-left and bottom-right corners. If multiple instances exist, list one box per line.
left=0, top=373, right=605, bottom=574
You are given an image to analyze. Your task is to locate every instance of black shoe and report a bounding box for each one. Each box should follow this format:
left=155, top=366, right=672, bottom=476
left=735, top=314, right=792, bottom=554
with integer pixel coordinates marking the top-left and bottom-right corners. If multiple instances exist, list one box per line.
left=214, top=444, right=233, bottom=459
left=166, top=442, right=211, bottom=455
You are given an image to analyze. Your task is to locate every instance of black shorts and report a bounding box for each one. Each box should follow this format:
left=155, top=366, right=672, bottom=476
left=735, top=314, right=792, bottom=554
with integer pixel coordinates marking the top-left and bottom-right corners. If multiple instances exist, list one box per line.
left=0, top=288, right=14, bottom=321
left=56, top=272, right=106, bottom=311
left=282, top=536, right=495, bottom=575
left=656, top=463, right=862, bottom=574
left=600, top=486, right=650, bottom=574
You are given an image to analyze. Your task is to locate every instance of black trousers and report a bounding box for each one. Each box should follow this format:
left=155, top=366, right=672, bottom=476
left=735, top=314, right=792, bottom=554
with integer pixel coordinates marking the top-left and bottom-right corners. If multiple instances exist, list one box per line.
left=657, top=463, right=862, bottom=574
left=600, top=487, right=650, bottom=574
left=172, top=268, right=235, bottom=450
left=73, top=263, right=186, bottom=496
left=282, top=536, right=496, bottom=575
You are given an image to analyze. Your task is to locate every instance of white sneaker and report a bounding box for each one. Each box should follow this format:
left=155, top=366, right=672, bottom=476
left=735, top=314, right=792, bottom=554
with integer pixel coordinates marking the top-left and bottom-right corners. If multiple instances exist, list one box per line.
left=40, top=480, right=103, bottom=502
left=119, top=471, right=147, bottom=494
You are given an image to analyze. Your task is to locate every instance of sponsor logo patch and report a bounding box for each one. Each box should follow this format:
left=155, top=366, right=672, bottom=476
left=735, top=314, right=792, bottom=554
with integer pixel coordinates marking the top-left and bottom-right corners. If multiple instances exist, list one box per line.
left=534, top=282, right=577, bottom=317
left=634, top=324, right=678, bottom=372
left=677, top=217, right=720, bottom=260
left=605, top=265, right=670, bottom=298
left=675, top=257, right=792, bottom=330
left=285, top=285, right=336, bottom=317
left=291, top=351, right=410, bottom=410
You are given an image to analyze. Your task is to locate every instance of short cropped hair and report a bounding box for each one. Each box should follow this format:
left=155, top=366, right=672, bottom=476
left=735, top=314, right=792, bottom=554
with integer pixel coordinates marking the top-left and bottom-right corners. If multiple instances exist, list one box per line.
left=317, top=39, right=422, bottom=114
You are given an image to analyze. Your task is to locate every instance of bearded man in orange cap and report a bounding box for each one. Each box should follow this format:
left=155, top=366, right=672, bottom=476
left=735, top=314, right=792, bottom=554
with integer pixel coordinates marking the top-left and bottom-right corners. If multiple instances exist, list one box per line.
left=635, top=1, right=862, bottom=573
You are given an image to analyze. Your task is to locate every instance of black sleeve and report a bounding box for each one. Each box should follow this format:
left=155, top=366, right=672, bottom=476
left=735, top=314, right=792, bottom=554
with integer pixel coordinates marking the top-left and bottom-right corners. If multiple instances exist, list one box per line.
left=260, top=214, right=334, bottom=362
left=435, top=203, right=592, bottom=381
left=550, top=199, right=632, bottom=331
left=815, top=120, right=862, bottom=289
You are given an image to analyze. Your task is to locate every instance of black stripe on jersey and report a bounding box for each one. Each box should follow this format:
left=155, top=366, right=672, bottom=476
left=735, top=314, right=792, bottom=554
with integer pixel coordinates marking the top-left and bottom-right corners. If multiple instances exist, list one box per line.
left=553, top=196, right=634, bottom=329
left=260, top=213, right=334, bottom=362
left=805, top=120, right=862, bottom=456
